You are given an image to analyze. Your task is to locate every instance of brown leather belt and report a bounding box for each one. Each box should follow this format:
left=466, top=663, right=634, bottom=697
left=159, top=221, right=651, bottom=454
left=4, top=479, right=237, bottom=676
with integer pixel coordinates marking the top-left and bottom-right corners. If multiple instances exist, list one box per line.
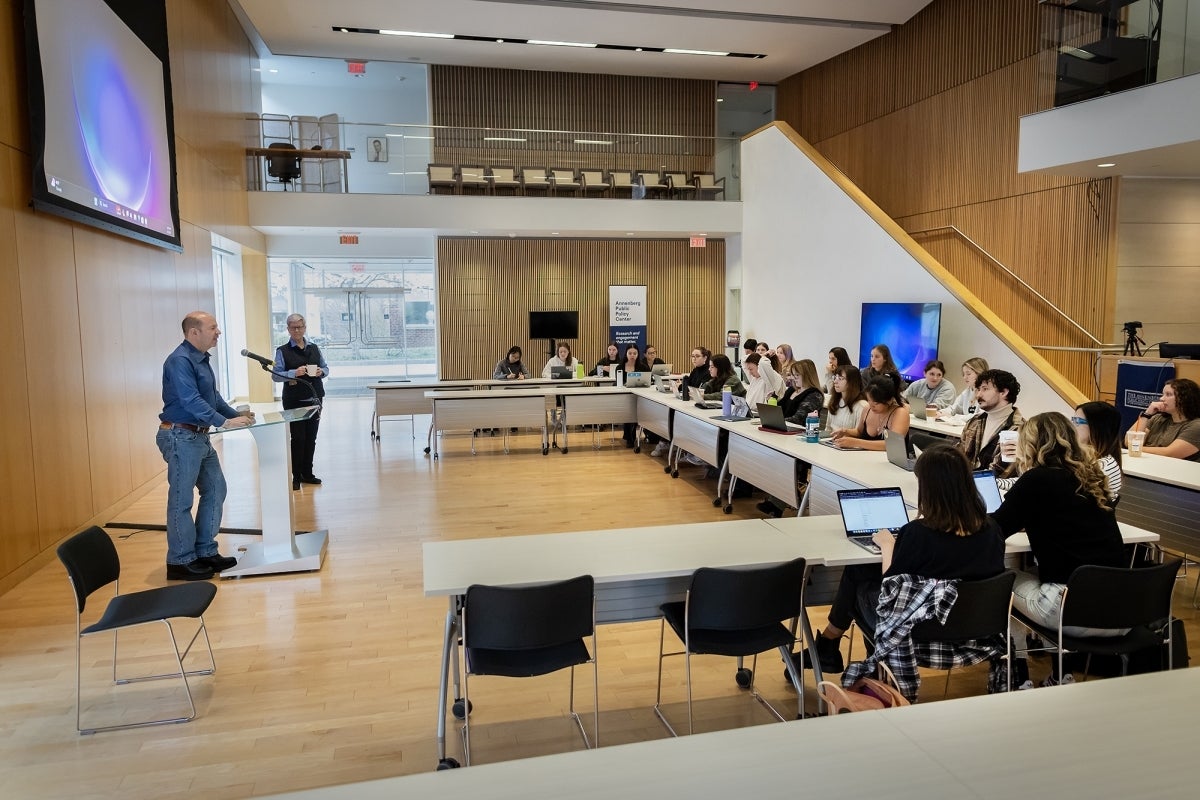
left=159, top=422, right=209, bottom=433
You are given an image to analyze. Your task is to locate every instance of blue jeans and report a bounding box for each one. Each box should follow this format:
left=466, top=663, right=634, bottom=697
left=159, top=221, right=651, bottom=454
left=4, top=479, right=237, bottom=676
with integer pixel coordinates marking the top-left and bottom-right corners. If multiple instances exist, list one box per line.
left=156, top=428, right=227, bottom=565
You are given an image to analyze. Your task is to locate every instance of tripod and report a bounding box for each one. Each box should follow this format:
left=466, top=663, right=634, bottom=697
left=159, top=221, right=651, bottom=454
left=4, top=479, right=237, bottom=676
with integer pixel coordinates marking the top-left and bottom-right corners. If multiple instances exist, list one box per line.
left=1123, top=325, right=1145, bottom=357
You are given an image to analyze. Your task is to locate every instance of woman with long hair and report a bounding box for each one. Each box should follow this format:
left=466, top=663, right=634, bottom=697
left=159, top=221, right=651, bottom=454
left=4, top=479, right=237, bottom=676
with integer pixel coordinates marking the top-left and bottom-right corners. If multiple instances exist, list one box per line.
left=540, top=342, right=578, bottom=378
left=1073, top=400, right=1123, bottom=498
left=701, top=354, right=746, bottom=401
left=903, top=359, right=957, bottom=408
left=492, top=345, right=528, bottom=380
left=775, top=343, right=796, bottom=376
left=679, top=346, right=711, bottom=399
left=935, top=357, right=989, bottom=418
left=743, top=352, right=784, bottom=407
left=831, top=377, right=911, bottom=451
left=594, top=342, right=621, bottom=376
left=992, top=412, right=1127, bottom=685
left=1127, top=377, right=1200, bottom=461
left=863, top=343, right=904, bottom=392
left=781, top=359, right=824, bottom=423
left=826, top=364, right=867, bottom=433
left=799, top=444, right=1005, bottom=673
left=822, top=346, right=853, bottom=394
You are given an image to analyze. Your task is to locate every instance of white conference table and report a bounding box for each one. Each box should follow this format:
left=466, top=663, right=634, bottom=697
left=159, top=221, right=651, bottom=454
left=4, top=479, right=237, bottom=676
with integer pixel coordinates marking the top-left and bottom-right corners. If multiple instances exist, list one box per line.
left=422, top=516, right=1159, bottom=769
left=259, top=665, right=1200, bottom=798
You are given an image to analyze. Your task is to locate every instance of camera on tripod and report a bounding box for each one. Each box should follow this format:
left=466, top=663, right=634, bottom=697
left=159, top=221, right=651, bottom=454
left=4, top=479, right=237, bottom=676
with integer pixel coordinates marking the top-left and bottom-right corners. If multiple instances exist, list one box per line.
left=1123, top=321, right=1145, bottom=356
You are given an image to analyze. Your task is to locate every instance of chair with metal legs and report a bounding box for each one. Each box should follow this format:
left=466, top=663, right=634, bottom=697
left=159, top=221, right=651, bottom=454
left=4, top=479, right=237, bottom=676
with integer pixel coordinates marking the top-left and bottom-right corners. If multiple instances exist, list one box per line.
left=654, top=557, right=807, bottom=736
left=460, top=575, right=597, bottom=765
left=56, top=526, right=218, bottom=735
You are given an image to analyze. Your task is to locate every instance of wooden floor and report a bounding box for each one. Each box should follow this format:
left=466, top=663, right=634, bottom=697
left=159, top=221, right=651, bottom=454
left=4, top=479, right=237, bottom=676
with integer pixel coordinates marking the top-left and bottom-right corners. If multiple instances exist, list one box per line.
left=1, top=397, right=1196, bottom=798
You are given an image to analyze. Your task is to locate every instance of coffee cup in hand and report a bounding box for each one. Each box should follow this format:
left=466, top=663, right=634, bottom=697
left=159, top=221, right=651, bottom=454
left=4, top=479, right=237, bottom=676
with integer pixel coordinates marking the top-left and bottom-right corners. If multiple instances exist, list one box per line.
left=998, top=429, right=1018, bottom=462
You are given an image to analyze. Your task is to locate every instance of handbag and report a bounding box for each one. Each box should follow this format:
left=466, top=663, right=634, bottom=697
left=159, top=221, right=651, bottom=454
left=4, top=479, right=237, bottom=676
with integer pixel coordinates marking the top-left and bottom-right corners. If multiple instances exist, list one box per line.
left=817, top=662, right=911, bottom=714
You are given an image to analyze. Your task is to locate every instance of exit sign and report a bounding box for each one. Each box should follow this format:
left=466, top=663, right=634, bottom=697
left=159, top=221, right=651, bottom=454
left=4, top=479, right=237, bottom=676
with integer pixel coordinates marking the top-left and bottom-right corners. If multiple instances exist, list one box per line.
left=689, top=236, right=706, bottom=248
left=339, top=234, right=359, bottom=245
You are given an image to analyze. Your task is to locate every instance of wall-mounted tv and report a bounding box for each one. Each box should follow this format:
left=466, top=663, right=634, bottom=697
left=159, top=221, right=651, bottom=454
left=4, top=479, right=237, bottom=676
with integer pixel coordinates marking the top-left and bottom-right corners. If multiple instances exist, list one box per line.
left=23, top=0, right=182, bottom=252
left=858, top=303, right=942, bottom=383
left=530, top=310, right=579, bottom=341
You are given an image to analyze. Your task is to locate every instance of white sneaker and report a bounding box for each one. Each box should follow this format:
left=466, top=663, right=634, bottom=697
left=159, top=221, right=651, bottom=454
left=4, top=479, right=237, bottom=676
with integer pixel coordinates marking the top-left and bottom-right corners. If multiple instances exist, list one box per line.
left=1040, top=673, right=1076, bottom=688
left=682, top=453, right=707, bottom=466
left=1016, top=680, right=1035, bottom=690
left=650, top=442, right=668, bottom=458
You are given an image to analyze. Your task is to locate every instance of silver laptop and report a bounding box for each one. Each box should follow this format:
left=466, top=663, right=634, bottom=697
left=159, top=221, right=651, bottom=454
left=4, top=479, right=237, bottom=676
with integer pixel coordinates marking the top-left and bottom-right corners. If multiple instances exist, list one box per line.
left=908, top=397, right=928, bottom=420
left=689, top=385, right=721, bottom=409
left=973, top=470, right=1003, bottom=513
left=651, top=363, right=672, bottom=376
left=837, top=487, right=910, bottom=554
left=711, top=395, right=753, bottom=421
left=624, top=371, right=650, bottom=388
left=885, top=431, right=918, bottom=471
left=757, top=403, right=802, bottom=434
left=819, top=437, right=865, bottom=451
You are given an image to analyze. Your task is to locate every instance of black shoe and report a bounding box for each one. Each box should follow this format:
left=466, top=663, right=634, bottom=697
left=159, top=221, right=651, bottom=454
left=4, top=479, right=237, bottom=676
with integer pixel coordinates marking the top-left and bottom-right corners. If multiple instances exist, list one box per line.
left=293, top=479, right=301, bottom=490
left=785, top=634, right=845, bottom=678
left=624, top=439, right=635, bottom=448
left=756, top=500, right=783, bottom=518
left=300, top=475, right=322, bottom=485
left=200, top=554, right=238, bottom=571
left=166, top=560, right=215, bottom=581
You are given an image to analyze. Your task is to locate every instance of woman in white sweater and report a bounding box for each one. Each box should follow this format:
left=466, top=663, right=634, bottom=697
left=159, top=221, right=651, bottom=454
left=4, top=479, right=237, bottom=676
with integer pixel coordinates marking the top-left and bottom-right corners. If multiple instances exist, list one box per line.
left=826, top=364, right=868, bottom=433
left=541, top=343, right=579, bottom=378
left=743, top=352, right=784, bottom=407
left=903, top=359, right=957, bottom=408
left=934, top=357, right=989, bottom=420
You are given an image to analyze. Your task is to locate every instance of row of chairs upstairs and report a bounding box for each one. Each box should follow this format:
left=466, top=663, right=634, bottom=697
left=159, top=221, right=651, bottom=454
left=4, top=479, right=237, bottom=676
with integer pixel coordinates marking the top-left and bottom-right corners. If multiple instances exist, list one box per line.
left=427, top=164, right=725, bottom=199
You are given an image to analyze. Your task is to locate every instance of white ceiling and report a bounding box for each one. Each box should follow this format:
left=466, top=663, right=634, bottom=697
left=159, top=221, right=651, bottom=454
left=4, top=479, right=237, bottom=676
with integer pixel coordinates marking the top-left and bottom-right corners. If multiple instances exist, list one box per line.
left=232, top=0, right=935, bottom=83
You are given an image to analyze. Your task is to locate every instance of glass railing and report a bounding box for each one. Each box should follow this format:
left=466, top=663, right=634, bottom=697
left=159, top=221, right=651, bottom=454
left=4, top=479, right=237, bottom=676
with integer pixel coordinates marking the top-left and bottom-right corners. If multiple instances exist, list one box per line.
left=247, top=117, right=742, bottom=200
left=1041, top=0, right=1199, bottom=109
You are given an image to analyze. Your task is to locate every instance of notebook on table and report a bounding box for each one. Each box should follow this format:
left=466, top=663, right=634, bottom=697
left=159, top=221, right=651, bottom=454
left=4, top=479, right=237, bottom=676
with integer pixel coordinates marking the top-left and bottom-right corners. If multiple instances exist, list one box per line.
left=757, top=403, right=802, bottom=434
left=550, top=366, right=573, bottom=379
left=624, top=371, right=650, bottom=388
left=837, top=487, right=910, bottom=555
left=885, top=431, right=919, bottom=471
left=908, top=397, right=928, bottom=420
left=973, top=469, right=1003, bottom=513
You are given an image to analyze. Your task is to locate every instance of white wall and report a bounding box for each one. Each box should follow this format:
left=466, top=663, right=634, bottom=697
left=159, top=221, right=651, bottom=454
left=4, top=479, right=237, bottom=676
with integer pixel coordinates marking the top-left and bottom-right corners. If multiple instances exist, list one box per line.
left=740, top=125, right=1071, bottom=415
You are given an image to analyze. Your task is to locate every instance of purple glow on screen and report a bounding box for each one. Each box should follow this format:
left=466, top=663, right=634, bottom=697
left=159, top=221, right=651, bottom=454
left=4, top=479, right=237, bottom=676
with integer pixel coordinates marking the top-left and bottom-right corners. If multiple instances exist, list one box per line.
left=858, top=303, right=942, bottom=382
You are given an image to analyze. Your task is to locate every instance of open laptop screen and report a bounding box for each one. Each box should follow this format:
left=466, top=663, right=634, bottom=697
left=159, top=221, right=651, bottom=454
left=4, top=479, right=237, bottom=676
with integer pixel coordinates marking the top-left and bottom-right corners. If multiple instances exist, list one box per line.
left=973, top=470, right=1003, bottom=513
left=837, top=488, right=909, bottom=535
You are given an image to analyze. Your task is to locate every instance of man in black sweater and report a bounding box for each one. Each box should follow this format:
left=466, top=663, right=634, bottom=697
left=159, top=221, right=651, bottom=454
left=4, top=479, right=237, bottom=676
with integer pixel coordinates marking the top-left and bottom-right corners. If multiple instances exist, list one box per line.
left=273, top=314, right=329, bottom=490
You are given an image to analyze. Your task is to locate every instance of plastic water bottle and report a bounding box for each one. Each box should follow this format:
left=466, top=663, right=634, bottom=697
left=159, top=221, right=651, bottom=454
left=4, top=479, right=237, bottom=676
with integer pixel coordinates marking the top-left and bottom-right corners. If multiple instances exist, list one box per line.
left=767, top=395, right=778, bottom=406
left=805, top=410, right=820, bottom=443
left=575, top=362, right=585, bottom=378
left=721, top=388, right=732, bottom=416
left=616, top=370, right=624, bottom=388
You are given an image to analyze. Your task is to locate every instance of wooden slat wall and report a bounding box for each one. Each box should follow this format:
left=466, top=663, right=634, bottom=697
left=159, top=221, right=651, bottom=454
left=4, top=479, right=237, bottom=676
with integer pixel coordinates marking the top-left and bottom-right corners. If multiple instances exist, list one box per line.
left=0, top=0, right=264, bottom=590
left=776, top=0, right=1115, bottom=394
left=430, top=65, right=715, bottom=174
left=437, top=238, right=725, bottom=380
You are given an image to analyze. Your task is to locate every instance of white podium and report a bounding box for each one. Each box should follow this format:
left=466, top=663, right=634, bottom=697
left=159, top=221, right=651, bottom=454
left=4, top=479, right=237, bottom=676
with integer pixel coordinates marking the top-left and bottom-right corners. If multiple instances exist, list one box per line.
left=218, top=407, right=329, bottom=578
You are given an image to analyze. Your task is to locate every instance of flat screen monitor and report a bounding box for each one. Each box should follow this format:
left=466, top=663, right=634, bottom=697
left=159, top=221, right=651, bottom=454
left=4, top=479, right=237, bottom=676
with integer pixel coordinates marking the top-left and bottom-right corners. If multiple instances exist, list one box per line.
left=1159, top=343, right=1200, bottom=360
left=23, top=0, right=182, bottom=252
left=530, top=311, right=578, bottom=341
left=859, top=303, right=942, bottom=383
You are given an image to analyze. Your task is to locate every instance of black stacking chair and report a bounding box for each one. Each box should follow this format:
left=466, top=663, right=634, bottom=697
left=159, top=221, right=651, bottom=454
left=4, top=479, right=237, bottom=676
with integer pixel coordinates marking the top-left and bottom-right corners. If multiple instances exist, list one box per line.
left=654, top=557, right=807, bottom=736
left=460, top=575, right=596, bottom=765
left=266, top=142, right=302, bottom=190
left=911, top=570, right=1016, bottom=695
left=56, top=526, right=217, bottom=735
left=1013, top=559, right=1181, bottom=681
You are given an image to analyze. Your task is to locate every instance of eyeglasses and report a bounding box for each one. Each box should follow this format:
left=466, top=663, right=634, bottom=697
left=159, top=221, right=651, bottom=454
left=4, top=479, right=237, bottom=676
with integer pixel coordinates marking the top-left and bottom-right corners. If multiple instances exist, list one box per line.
left=832, top=375, right=846, bottom=382
left=1070, top=416, right=1088, bottom=426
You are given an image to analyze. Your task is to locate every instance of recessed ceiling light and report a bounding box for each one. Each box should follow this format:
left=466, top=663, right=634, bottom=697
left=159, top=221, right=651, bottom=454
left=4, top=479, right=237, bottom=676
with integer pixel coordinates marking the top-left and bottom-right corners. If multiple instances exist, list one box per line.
left=665, top=48, right=730, bottom=57
left=484, top=136, right=527, bottom=142
left=379, top=29, right=454, bottom=39
left=717, top=98, right=724, bottom=102
left=574, top=139, right=612, bottom=145
left=1097, top=162, right=1116, bottom=168
left=551, top=232, right=560, bottom=236
left=528, top=39, right=596, bottom=48
left=268, top=69, right=278, bottom=73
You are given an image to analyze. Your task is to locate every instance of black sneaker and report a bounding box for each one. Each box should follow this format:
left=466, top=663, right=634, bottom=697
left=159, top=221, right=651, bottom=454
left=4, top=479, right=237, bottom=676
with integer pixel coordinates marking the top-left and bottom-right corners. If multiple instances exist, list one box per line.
left=784, top=634, right=845, bottom=679
left=756, top=500, right=783, bottom=518
left=200, top=554, right=238, bottom=571
left=166, top=560, right=215, bottom=581
left=300, top=475, right=322, bottom=485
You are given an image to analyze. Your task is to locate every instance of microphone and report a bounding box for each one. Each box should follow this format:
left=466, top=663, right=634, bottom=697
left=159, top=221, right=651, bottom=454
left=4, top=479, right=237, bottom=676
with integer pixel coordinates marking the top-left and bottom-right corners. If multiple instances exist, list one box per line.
left=241, top=348, right=274, bottom=367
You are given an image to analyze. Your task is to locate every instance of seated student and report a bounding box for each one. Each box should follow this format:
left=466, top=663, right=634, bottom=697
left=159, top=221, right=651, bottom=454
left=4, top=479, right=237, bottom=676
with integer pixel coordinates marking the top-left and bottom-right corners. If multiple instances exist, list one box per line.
left=830, top=377, right=910, bottom=451
left=991, top=412, right=1127, bottom=686
left=799, top=444, right=1005, bottom=673
left=826, top=364, right=868, bottom=434
left=754, top=341, right=782, bottom=373
left=594, top=342, right=621, bottom=376
left=903, top=359, right=956, bottom=409
left=774, top=343, right=796, bottom=376
left=780, top=359, right=825, bottom=423
left=677, top=346, right=711, bottom=400
left=822, top=347, right=853, bottom=394
left=1073, top=401, right=1123, bottom=499
left=863, top=343, right=906, bottom=392
left=617, top=344, right=650, bottom=446
left=492, top=346, right=529, bottom=380
left=701, top=354, right=746, bottom=401
left=1127, top=378, right=1200, bottom=462
left=743, top=352, right=784, bottom=408
left=958, top=369, right=1022, bottom=472
left=933, top=357, right=989, bottom=418
left=541, top=343, right=579, bottom=378
left=644, top=345, right=666, bottom=366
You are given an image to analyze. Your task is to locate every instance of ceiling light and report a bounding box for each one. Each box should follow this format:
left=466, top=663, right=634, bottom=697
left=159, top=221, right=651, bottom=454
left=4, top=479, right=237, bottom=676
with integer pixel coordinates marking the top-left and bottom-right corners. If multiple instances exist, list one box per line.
left=551, top=232, right=560, bottom=236
left=528, top=39, right=596, bottom=48
left=716, top=98, right=724, bottom=102
left=379, top=29, right=454, bottom=39
left=484, top=136, right=527, bottom=142
left=574, top=139, right=612, bottom=145
left=1097, top=163, right=1116, bottom=168
left=664, top=48, right=730, bottom=57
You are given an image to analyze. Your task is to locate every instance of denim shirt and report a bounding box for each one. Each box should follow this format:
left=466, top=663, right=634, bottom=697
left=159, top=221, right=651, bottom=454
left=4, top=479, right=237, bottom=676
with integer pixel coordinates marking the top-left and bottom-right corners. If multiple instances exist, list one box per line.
left=159, top=341, right=238, bottom=427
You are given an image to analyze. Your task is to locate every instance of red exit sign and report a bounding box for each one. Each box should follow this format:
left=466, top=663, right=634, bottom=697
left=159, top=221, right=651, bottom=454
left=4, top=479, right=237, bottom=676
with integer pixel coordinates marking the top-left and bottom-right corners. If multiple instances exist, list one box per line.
left=689, top=236, right=706, bottom=248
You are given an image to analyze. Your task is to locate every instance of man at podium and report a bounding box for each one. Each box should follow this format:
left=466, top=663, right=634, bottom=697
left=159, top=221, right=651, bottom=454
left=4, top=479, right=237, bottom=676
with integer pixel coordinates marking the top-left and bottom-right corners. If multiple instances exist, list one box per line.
left=156, top=312, right=254, bottom=581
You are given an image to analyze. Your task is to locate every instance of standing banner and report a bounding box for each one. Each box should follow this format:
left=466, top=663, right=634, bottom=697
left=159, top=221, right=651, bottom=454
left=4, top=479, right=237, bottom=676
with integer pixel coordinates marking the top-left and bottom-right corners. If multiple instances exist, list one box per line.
left=608, top=285, right=647, bottom=355
left=1115, top=360, right=1174, bottom=433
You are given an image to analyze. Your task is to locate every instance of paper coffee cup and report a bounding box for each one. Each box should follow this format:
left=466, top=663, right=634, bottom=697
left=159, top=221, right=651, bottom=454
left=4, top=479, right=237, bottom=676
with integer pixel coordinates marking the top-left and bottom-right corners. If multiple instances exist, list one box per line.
left=1127, top=430, right=1146, bottom=457
left=998, top=429, right=1018, bottom=462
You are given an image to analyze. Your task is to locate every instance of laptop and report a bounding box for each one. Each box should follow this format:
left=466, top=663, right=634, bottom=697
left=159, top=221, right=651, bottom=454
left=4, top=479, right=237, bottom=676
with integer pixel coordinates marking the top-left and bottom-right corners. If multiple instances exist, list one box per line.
left=837, top=487, right=910, bottom=555
left=711, top=395, right=753, bottom=421
left=624, top=371, right=650, bottom=388
left=818, top=437, right=865, bottom=451
left=757, top=403, right=802, bottom=434
left=689, top=385, right=721, bottom=409
left=550, top=366, right=573, bottom=379
left=973, top=469, right=1003, bottom=513
left=908, top=397, right=928, bottom=420
left=885, top=431, right=919, bottom=471
left=651, top=363, right=673, bottom=376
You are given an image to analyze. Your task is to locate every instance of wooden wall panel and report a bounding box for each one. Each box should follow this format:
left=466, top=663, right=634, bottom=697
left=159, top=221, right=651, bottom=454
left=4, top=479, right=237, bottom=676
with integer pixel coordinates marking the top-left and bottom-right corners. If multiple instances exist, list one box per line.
left=430, top=66, right=715, bottom=175
left=777, top=0, right=1115, bottom=395
left=437, top=238, right=725, bottom=380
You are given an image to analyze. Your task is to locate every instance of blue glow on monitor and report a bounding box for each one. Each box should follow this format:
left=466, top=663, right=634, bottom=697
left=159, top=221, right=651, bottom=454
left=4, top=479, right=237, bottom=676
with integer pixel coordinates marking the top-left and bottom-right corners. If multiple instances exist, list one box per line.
left=859, top=303, right=942, bottom=383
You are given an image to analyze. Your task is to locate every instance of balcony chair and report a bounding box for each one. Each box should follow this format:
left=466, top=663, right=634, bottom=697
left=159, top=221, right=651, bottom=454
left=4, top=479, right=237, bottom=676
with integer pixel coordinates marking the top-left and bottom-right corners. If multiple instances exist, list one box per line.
left=266, top=142, right=302, bottom=190
left=487, top=166, right=521, bottom=195
left=580, top=169, right=611, bottom=197
left=520, top=166, right=552, bottom=196
left=427, top=164, right=459, bottom=195
left=550, top=168, right=581, bottom=197
left=458, top=165, right=490, bottom=195
left=694, top=172, right=725, bottom=200
left=665, top=171, right=697, bottom=200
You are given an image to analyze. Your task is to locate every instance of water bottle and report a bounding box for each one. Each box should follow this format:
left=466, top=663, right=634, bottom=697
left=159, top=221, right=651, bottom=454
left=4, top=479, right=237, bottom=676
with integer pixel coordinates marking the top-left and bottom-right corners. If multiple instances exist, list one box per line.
left=615, top=370, right=624, bottom=388
left=721, top=388, right=732, bottom=416
left=575, top=362, right=584, bottom=378
left=767, top=395, right=778, bottom=406
left=805, top=410, right=820, bottom=443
